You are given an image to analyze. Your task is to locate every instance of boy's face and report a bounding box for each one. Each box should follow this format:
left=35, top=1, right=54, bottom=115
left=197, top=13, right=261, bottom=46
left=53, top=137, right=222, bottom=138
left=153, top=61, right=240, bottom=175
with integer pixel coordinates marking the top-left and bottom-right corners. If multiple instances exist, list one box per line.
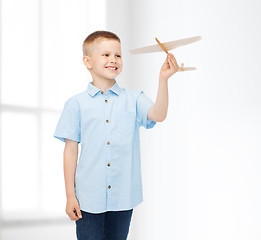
left=83, top=39, right=122, bottom=82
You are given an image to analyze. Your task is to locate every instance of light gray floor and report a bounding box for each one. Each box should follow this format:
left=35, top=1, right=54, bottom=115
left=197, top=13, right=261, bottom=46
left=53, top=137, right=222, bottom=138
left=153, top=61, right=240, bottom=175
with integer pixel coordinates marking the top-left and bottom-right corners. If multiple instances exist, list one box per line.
left=1, top=222, right=77, bottom=240
left=0, top=221, right=135, bottom=240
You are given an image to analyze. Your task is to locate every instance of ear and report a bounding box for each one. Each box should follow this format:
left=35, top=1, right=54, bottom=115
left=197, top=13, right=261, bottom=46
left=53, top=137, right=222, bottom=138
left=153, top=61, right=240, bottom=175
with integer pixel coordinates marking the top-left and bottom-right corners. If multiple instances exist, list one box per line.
left=83, top=55, right=92, bottom=70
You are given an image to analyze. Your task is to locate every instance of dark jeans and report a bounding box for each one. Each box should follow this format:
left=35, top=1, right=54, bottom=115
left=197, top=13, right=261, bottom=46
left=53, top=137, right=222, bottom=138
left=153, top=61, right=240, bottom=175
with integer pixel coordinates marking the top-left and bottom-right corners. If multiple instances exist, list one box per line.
left=75, top=209, right=133, bottom=240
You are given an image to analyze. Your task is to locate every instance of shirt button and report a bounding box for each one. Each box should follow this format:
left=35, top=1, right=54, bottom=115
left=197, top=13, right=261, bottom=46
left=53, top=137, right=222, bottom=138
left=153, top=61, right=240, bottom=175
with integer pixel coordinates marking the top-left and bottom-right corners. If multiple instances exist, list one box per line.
left=107, top=163, right=111, bottom=166
left=106, top=119, right=109, bottom=123
left=105, top=100, right=108, bottom=103
left=107, top=141, right=110, bottom=145
left=108, top=185, right=111, bottom=189
left=101, top=91, right=104, bottom=94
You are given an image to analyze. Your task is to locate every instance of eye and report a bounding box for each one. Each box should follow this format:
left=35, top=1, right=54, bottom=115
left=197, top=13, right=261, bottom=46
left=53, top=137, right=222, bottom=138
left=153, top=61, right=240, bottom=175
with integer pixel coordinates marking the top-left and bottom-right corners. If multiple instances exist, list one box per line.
left=116, top=55, right=121, bottom=58
left=103, top=54, right=109, bottom=57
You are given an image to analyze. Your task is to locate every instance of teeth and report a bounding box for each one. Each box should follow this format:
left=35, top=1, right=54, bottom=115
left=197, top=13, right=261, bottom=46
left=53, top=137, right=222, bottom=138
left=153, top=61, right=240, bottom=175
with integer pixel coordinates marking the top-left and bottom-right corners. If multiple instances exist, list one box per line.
left=106, top=67, right=117, bottom=70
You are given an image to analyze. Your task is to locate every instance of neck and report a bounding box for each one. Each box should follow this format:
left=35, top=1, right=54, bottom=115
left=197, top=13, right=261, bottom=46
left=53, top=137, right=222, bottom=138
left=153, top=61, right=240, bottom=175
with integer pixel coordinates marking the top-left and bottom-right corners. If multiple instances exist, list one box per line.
left=92, top=79, right=116, bottom=93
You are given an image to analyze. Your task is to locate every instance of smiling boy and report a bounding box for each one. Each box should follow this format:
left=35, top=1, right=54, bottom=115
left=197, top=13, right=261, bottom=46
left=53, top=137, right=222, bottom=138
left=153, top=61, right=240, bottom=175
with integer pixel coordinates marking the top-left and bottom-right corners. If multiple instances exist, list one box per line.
left=83, top=36, right=122, bottom=88
left=54, top=30, right=178, bottom=240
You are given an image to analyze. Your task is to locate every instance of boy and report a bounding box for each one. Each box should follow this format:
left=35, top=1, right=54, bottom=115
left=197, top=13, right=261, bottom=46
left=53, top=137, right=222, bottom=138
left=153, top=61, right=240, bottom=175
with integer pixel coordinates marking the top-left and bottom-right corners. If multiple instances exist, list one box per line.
left=54, top=30, right=178, bottom=240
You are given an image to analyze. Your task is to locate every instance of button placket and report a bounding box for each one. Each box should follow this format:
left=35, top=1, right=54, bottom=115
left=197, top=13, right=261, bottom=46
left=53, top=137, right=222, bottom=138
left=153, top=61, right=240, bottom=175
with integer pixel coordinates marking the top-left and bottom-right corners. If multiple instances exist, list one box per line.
left=104, top=93, right=112, bottom=203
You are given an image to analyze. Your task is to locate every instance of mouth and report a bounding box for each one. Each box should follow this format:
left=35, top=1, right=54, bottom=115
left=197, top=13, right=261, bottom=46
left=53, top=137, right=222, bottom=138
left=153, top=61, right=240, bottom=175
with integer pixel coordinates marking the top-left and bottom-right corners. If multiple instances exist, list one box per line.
left=105, top=66, right=118, bottom=71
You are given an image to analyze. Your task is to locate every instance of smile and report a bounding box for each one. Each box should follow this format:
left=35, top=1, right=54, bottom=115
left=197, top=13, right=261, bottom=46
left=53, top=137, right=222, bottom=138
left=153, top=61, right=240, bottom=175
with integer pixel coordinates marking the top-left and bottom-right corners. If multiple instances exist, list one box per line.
left=105, top=66, right=118, bottom=71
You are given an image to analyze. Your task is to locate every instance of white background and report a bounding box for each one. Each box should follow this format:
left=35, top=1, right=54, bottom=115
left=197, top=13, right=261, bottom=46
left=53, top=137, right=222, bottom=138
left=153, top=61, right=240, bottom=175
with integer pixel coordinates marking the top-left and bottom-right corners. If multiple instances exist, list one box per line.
left=111, top=0, right=261, bottom=239
left=1, top=0, right=261, bottom=239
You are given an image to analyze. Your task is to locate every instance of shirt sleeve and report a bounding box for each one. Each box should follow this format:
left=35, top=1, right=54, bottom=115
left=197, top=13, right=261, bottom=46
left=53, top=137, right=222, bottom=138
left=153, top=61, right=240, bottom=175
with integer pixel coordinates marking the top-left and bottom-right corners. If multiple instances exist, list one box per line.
left=53, top=97, right=81, bottom=143
left=136, top=91, right=157, bottom=129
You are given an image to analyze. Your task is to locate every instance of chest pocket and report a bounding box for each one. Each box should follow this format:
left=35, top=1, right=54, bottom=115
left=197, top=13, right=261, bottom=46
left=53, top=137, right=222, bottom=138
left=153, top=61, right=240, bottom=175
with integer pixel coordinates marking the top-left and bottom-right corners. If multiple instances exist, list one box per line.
left=116, top=111, right=136, bottom=135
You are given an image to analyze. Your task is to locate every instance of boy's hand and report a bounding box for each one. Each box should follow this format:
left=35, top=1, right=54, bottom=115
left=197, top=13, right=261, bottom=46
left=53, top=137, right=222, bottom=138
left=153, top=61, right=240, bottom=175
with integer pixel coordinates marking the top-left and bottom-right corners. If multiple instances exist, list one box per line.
left=159, top=53, right=179, bottom=81
left=66, top=196, right=82, bottom=221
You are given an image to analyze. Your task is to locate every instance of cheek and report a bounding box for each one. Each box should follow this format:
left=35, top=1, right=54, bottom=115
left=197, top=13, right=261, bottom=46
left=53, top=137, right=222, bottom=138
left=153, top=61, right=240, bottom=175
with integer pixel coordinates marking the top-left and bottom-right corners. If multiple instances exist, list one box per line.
left=118, top=63, right=123, bottom=71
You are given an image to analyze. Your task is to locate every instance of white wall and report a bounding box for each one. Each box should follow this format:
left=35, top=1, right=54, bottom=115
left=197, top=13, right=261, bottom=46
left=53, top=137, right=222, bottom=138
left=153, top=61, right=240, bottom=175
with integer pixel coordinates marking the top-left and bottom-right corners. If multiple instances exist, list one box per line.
left=107, top=0, right=261, bottom=239
left=1, top=0, right=260, bottom=239
left=0, top=0, right=107, bottom=239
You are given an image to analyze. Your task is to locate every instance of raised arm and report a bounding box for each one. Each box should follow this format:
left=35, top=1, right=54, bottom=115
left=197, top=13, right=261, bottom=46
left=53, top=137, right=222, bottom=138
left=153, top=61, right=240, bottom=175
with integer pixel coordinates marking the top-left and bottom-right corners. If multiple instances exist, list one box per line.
left=148, top=53, right=178, bottom=122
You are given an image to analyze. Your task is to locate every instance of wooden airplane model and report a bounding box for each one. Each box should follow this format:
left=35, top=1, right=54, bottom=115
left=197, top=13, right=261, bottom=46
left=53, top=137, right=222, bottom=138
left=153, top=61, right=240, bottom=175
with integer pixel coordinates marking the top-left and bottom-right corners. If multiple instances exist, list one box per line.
left=130, top=36, right=202, bottom=72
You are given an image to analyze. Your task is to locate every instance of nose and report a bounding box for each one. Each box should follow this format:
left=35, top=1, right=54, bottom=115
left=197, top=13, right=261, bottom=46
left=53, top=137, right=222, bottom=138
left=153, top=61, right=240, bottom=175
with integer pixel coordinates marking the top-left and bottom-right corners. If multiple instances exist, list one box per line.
left=110, top=56, right=117, bottom=63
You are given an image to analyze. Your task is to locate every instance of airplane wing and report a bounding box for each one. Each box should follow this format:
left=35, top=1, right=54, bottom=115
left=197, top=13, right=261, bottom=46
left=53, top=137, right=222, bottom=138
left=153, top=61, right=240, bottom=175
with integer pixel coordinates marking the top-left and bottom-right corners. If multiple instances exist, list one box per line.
left=178, top=67, right=196, bottom=72
left=130, top=36, right=202, bottom=54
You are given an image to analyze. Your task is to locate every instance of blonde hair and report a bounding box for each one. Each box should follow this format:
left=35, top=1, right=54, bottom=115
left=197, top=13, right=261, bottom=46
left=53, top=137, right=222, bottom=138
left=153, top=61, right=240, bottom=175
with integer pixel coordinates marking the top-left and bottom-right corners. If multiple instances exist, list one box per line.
left=82, top=30, right=121, bottom=56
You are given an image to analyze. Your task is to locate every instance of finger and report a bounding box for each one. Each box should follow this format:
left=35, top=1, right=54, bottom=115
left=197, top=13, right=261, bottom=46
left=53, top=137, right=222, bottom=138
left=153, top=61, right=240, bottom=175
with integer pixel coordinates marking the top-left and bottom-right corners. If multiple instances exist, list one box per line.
left=168, top=57, right=179, bottom=72
left=75, top=206, right=82, bottom=219
left=164, top=55, right=169, bottom=64
left=169, top=53, right=176, bottom=60
left=70, top=209, right=80, bottom=221
left=168, top=56, right=176, bottom=69
left=169, top=54, right=179, bottom=68
left=168, top=53, right=175, bottom=59
left=169, top=54, right=177, bottom=64
left=162, top=57, right=170, bottom=69
left=168, top=58, right=175, bottom=70
left=169, top=54, right=178, bottom=67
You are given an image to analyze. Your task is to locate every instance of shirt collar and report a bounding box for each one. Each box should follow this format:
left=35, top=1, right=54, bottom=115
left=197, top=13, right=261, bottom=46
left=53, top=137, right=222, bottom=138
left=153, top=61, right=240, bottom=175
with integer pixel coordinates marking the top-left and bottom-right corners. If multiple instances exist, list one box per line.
left=87, top=81, right=121, bottom=97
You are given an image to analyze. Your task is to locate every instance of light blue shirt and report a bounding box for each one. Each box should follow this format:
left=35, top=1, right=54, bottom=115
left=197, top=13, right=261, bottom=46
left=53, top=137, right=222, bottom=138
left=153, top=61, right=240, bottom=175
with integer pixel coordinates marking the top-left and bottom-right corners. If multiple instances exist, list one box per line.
left=54, top=81, right=156, bottom=213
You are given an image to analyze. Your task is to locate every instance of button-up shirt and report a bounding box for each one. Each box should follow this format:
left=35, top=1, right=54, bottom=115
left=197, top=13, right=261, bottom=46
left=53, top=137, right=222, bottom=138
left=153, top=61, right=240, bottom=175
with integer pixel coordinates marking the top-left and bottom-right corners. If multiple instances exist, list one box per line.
left=54, top=81, right=156, bottom=213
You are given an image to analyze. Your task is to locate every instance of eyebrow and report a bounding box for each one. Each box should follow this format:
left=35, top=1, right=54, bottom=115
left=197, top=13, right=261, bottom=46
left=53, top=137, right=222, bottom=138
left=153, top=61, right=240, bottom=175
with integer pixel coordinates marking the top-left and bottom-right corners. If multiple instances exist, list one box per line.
left=102, top=52, right=121, bottom=55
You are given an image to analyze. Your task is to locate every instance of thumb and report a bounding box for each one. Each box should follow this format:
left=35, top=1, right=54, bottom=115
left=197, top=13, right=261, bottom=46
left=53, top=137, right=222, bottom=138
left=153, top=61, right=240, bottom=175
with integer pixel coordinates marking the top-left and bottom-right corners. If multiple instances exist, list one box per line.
left=75, top=205, right=82, bottom=218
left=162, top=56, right=170, bottom=68
left=164, top=55, right=169, bottom=64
